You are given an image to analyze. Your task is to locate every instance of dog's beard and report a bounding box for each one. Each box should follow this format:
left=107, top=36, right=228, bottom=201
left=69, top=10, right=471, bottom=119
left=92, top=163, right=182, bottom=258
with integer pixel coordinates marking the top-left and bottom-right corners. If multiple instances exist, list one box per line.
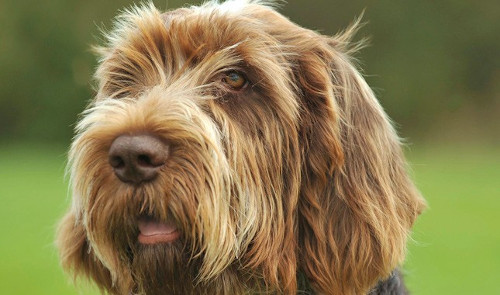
left=80, top=178, right=199, bottom=294
left=95, top=203, right=202, bottom=294
left=78, top=148, right=238, bottom=294
left=131, top=242, right=199, bottom=295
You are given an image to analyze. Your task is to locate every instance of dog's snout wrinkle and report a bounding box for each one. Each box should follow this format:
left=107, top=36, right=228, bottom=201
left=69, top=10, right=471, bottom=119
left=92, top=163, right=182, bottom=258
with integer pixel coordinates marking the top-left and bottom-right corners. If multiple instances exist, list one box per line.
left=108, top=134, right=169, bottom=184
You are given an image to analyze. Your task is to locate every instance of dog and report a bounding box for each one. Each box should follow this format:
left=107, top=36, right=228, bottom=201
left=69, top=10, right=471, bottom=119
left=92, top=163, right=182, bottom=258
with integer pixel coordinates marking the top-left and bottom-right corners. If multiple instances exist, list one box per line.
left=56, top=1, right=425, bottom=294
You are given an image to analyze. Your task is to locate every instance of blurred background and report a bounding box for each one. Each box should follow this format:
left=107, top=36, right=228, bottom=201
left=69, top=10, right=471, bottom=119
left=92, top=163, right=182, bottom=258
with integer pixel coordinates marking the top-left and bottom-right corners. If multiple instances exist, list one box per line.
left=0, top=0, right=498, bottom=294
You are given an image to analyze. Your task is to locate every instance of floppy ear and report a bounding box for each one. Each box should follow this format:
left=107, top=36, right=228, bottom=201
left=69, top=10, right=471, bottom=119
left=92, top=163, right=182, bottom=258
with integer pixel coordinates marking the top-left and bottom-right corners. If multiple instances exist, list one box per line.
left=56, top=211, right=117, bottom=293
left=294, top=27, right=426, bottom=294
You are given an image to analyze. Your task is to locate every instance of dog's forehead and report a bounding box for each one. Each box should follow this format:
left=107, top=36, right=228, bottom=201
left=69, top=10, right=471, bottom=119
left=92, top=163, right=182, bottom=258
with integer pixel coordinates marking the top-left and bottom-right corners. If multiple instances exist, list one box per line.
left=158, top=1, right=286, bottom=50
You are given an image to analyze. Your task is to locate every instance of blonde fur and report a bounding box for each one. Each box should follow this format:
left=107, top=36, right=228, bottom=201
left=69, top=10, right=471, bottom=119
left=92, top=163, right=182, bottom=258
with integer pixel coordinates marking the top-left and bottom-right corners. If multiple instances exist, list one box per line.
left=57, top=1, right=425, bottom=294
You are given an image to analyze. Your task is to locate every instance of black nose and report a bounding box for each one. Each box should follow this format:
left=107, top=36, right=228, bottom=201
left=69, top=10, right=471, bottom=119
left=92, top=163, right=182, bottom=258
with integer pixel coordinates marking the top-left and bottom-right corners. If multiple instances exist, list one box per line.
left=108, top=134, right=169, bottom=184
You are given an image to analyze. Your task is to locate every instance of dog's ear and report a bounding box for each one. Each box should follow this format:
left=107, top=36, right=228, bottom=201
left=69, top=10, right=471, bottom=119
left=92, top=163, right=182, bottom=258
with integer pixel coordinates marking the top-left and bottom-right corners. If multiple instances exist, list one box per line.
left=56, top=211, right=116, bottom=293
left=290, top=25, right=426, bottom=294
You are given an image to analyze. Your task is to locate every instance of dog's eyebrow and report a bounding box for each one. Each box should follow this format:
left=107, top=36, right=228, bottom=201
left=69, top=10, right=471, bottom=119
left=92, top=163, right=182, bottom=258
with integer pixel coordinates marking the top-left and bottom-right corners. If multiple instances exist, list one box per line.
left=171, top=43, right=208, bottom=81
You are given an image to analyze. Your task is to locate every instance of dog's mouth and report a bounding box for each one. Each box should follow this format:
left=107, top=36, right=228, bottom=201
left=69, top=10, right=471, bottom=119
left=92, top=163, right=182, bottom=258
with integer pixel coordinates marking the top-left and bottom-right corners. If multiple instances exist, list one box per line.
left=138, top=215, right=180, bottom=244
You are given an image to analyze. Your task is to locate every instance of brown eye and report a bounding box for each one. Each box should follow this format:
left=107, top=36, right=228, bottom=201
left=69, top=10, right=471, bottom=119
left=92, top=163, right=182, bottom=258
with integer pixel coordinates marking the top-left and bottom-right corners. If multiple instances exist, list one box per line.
left=222, top=71, right=247, bottom=90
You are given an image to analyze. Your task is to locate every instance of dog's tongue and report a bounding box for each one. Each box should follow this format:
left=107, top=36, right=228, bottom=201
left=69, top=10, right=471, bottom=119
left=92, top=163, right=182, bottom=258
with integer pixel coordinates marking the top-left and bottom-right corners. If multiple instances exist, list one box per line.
left=138, top=217, right=180, bottom=244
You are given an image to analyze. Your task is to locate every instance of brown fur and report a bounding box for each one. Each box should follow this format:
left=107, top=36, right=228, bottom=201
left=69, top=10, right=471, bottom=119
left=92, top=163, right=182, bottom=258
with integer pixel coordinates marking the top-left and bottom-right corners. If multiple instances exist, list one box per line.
left=56, top=1, right=425, bottom=294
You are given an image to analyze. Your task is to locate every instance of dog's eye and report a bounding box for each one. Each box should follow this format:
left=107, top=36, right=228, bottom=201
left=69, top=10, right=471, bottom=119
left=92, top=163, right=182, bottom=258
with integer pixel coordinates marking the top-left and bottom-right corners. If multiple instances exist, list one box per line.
left=222, top=71, right=247, bottom=90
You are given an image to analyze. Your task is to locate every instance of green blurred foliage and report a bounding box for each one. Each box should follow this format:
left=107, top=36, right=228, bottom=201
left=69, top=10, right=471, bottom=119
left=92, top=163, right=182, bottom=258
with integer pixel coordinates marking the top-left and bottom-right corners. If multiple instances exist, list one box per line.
left=1, top=0, right=498, bottom=143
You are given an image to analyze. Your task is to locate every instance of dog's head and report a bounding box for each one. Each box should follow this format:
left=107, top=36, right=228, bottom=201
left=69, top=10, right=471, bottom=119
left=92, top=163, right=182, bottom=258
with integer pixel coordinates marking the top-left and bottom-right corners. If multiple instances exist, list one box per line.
left=57, top=1, right=425, bottom=294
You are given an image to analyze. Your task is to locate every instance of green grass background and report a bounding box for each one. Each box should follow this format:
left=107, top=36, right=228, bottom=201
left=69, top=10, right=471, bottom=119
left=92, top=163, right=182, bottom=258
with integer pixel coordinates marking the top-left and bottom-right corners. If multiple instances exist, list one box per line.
left=1, top=144, right=498, bottom=294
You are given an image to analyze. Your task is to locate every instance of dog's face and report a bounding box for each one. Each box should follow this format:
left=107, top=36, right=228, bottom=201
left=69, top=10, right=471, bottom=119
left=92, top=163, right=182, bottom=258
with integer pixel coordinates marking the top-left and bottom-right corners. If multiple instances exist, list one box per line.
left=57, top=1, right=425, bottom=294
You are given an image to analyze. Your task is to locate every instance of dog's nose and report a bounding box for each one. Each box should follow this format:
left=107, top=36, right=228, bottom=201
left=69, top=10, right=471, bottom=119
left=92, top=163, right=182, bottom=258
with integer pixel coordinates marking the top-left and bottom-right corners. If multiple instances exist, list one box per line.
left=108, top=134, right=169, bottom=184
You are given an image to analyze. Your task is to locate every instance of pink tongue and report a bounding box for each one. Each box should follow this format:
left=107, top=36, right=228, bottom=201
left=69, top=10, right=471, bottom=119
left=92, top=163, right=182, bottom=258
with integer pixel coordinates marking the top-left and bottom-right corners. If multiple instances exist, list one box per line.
left=138, top=218, right=177, bottom=236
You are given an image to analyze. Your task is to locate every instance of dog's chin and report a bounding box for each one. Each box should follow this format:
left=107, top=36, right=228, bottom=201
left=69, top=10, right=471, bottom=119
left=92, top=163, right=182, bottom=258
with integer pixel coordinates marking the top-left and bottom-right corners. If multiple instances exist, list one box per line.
left=130, top=216, right=193, bottom=293
left=131, top=239, right=198, bottom=295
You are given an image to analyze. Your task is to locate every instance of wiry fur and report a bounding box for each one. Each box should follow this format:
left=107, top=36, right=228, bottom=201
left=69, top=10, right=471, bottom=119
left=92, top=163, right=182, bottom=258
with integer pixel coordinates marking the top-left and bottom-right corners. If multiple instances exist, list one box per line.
left=57, top=1, right=425, bottom=294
